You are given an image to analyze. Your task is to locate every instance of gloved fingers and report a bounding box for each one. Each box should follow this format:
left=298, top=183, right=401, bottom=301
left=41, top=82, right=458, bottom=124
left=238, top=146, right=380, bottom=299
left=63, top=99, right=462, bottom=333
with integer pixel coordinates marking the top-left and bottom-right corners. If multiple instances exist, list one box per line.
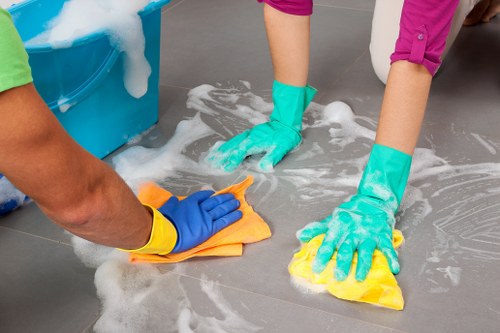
left=214, top=131, right=249, bottom=154
left=312, top=228, right=339, bottom=274
left=258, top=144, right=293, bottom=172
left=200, top=193, right=236, bottom=211
left=297, top=221, right=329, bottom=242
left=212, top=210, right=243, bottom=234
left=209, top=132, right=253, bottom=172
left=208, top=199, right=241, bottom=221
left=218, top=137, right=261, bottom=172
left=186, top=190, right=216, bottom=203
left=378, top=237, right=400, bottom=275
left=221, top=149, right=252, bottom=172
left=334, top=237, right=356, bottom=281
left=355, top=239, right=377, bottom=281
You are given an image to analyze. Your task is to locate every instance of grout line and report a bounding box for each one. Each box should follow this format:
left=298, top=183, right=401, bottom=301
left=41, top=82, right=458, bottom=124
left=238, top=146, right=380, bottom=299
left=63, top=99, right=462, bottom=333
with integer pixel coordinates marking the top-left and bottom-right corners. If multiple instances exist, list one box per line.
left=160, top=83, right=193, bottom=90
left=330, top=48, right=369, bottom=87
left=80, top=317, right=99, bottom=333
left=163, top=0, right=187, bottom=12
left=0, top=225, right=72, bottom=247
left=314, top=3, right=374, bottom=12
left=167, top=270, right=407, bottom=333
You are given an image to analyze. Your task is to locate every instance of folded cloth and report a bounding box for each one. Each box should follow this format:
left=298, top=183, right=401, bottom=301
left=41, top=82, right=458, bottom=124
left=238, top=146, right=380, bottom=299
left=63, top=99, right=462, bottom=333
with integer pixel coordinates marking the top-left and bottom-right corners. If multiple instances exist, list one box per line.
left=288, top=230, right=405, bottom=310
left=129, top=176, right=271, bottom=263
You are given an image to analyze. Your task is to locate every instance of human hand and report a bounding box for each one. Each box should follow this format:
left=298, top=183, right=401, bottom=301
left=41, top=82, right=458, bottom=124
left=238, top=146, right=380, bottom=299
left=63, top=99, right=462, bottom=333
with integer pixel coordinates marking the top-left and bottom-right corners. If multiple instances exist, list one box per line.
left=207, top=81, right=316, bottom=172
left=208, top=120, right=302, bottom=172
left=159, top=190, right=242, bottom=253
left=298, top=194, right=399, bottom=281
left=298, top=144, right=412, bottom=281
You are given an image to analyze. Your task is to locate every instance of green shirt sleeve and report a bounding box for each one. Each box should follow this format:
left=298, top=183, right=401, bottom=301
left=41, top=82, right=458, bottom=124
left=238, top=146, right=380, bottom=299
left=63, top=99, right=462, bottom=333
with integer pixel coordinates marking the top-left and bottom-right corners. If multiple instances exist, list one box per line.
left=0, top=7, right=33, bottom=93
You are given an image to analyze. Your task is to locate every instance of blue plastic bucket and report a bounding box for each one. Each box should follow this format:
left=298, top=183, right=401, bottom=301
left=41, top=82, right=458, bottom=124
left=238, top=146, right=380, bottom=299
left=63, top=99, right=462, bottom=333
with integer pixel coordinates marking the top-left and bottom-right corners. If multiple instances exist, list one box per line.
left=9, top=0, right=170, bottom=158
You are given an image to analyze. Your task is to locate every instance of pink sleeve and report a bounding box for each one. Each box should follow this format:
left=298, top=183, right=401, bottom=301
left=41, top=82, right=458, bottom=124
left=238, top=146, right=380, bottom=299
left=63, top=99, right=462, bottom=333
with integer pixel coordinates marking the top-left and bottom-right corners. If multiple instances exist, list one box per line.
left=257, top=0, right=313, bottom=16
left=390, top=0, right=460, bottom=75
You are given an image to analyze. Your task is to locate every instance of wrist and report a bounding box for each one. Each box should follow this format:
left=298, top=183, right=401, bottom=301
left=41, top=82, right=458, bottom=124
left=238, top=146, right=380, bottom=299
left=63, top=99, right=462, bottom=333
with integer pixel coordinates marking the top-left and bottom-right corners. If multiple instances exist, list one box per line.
left=118, top=205, right=178, bottom=255
left=357, top=144, right=412, bottom=212
left=269, top=80, right=317, bottom=132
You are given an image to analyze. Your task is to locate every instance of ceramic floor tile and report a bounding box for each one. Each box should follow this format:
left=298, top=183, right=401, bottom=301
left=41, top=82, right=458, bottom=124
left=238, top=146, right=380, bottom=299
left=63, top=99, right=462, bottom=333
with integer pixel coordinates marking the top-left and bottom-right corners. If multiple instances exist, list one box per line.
left=175, top=274, right=406, bottom=333
left=160, top=0, right=372, bottom=93
left=147, top=32, right=500, bottom=330
left=3, top=1, right=499, bottom=332
left=163, top=0, right=186, bottom=12
left=0, top=228, right=99, bottom=333
left=318, top=19, right=500, bottom=140
left=0, top=202, right=72, bottom=245
left=315, top=0, right=375, bottom=11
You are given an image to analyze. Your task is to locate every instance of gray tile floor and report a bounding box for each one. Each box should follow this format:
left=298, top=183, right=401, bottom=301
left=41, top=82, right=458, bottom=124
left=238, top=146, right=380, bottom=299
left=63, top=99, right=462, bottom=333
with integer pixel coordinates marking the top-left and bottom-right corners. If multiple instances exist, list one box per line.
left=2, top=0, right=500, bottom=332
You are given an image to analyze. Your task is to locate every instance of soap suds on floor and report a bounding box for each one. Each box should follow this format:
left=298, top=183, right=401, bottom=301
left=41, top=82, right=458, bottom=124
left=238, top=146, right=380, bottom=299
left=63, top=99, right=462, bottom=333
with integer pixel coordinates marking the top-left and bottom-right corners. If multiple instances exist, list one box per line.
left=72, top=237, right=261, bottom=333
left=71, top=81, right=500, bottom=330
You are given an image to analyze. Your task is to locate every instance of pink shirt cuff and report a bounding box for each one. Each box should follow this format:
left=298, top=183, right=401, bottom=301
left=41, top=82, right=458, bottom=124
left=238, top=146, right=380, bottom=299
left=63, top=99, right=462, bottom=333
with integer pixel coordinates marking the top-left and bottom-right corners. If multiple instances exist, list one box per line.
left=390, top=0, right=459, bottom=76
left=257, top=0, right=313, bottom=16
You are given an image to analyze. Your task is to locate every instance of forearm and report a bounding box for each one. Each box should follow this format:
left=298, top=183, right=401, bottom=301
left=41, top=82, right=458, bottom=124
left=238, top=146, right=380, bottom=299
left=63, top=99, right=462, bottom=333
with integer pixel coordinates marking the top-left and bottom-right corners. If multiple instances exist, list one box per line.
left=264, top=3, right=310, bottom=86
left=0, top=84, right=151, bottom=249
left=41, top=160, right=153, bottom=250
left=375, top=61, right=432, bottom=155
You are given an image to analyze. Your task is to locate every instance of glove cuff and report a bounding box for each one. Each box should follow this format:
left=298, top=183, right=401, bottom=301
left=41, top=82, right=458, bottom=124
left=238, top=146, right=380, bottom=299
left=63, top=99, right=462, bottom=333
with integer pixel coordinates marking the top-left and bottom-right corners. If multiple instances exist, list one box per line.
left=358, top=144, right=412, bottom=212
left=119, top=205, right=178, bottom=255
left=269, top=80, right=317, bottom=132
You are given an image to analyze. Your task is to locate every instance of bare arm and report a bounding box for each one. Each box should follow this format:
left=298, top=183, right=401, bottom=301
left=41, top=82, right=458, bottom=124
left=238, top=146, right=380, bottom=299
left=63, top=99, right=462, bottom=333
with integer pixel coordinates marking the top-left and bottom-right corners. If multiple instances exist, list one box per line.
left=0, top=84, right=152, bottom=249
left=264, top=3, right=310, bottom=86
left=375, top=60, right=432, bottom=155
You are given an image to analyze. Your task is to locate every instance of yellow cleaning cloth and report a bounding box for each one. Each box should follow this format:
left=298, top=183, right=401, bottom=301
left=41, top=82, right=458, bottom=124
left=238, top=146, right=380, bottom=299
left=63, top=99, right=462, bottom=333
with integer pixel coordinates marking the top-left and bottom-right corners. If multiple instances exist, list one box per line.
left=129, top=176, right=272, bottom=263
left=288, top=230, right=405, bottom=310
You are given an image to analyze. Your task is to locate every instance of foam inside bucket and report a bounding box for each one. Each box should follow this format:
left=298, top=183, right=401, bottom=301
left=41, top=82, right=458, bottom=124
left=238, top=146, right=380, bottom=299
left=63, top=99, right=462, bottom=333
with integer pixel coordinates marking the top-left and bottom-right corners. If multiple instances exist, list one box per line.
left=9, top=0, right=170, bottom=158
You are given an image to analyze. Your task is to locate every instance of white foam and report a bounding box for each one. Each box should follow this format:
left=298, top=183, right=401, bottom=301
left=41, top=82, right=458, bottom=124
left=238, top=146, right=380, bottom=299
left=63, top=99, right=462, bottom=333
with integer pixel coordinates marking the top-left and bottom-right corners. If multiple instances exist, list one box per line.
left=69, top=81, right=500, bottom=325
left=290, top=275, right=327, bottom=294
left=70, top=251, right=262, bottom=333
left=471, top=133, right=497, bottom=155
left=0, top=176, right=26, bottom=210
left=27, top=0, right=155, bottom=98
left=113, top=113, right=221, bottom=190
left=436, top=266, right=462, bottom=286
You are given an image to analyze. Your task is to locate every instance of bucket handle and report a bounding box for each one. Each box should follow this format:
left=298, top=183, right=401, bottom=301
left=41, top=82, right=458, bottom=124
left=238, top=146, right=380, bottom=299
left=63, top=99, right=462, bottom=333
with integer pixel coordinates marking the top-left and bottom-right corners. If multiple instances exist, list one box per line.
left=44, top=0, right=172, bottom=112
left=47, top=47, right=121, bottom=112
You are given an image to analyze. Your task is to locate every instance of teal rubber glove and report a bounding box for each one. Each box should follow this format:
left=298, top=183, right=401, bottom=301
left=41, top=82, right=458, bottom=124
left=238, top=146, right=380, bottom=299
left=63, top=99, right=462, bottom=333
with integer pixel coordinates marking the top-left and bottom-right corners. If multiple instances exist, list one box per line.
left=298, top=144, right=412, bottom=281
left=208, top=80, right=317, bottom=172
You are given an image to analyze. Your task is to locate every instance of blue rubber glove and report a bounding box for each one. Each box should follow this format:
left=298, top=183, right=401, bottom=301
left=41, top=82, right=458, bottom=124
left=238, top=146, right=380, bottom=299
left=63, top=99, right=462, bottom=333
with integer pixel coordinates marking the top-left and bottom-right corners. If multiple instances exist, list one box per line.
left=298, top=144, right=412, bottom=281
left=0, top=173, right=28, bottom=217
left=158, top=190, right=243, bottom=253
left=208, top=81, right=317, bottom=172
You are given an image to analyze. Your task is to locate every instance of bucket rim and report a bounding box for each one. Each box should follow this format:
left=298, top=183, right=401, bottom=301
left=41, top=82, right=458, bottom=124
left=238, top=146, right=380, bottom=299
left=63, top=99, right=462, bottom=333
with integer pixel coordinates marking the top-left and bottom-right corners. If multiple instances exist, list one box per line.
left=10, top=0, right=171, bottom=52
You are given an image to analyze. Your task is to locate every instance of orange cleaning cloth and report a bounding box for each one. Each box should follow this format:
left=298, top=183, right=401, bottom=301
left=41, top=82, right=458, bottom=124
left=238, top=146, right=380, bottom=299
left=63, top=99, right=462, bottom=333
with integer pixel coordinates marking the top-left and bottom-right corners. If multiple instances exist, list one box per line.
left=129, top=176, right=271, bottom=263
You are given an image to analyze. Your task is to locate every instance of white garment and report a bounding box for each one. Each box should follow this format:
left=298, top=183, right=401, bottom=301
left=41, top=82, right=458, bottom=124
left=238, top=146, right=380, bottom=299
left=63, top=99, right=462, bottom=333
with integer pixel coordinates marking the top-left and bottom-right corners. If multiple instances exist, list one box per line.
left=370, top=0, right=481, bottom=84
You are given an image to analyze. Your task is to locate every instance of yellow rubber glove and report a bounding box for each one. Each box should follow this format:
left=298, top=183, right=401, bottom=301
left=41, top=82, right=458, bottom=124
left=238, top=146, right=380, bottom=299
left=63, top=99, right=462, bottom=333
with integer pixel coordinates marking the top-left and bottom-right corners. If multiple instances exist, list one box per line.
left=120, top=205, right=178, bottom=255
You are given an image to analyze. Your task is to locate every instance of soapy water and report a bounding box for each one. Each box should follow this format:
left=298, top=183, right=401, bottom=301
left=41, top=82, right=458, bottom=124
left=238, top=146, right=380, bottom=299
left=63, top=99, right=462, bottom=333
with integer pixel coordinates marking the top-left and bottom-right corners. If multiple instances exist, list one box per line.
left=70, top=81, right=500, bottom=329
left=26, top=0, right=158, bottom=98
left=150, top=81, right=500, bottom=289
left=71, top=237, right=261, bottom=333
left=0, top=174, right=27, bottom=214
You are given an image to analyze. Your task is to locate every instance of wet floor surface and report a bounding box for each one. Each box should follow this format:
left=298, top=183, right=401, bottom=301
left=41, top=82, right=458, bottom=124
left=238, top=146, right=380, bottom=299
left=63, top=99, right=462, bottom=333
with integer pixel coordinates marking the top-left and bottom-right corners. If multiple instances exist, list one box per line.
left=1, top=1, right=500, bottom=332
